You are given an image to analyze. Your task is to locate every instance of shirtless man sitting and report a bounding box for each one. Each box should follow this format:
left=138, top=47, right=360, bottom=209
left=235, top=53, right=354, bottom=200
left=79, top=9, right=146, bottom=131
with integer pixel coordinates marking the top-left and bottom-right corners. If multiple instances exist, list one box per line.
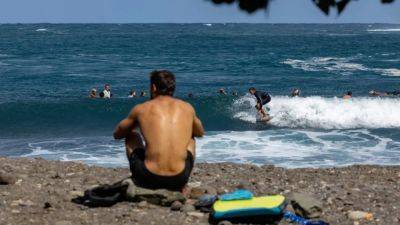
left=113, top=70, right=204, bottom=191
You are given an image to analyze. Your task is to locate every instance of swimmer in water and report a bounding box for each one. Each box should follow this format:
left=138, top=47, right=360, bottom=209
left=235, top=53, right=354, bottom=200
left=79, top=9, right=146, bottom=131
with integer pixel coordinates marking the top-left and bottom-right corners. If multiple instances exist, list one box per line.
left=100, top=84, right=112, bottom=99
left=218, top=88, right=227, bottom=95
left=343, top=91, right=352, bottom=100
left=89, top=89, right=97, bottom=98
left=248, top=87, right=271, bottom=120
left=140, top=91, right=146, bottom=97
left=128, top=89, right=136, bottom=98
left=291, top=88, right=300, bottom=97
left=188, top=93, right=194, bottom=98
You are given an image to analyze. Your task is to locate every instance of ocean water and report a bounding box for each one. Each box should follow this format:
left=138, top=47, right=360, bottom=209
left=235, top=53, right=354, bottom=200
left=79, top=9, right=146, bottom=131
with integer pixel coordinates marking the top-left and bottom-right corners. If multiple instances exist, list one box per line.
left=0, top=24, right=400, bottom=168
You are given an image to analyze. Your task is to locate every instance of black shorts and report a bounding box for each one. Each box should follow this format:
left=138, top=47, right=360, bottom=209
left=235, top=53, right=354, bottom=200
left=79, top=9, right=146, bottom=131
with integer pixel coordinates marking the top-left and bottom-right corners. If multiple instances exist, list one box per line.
left=129, top=148, right=194, bottom=191
left=260, top=95, right=271, bottom=106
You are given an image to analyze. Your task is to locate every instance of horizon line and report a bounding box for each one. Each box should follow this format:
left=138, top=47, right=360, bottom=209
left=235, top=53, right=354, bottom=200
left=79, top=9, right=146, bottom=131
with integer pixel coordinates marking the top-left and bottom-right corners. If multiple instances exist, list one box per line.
left=0, top=22, right=399, bottom=25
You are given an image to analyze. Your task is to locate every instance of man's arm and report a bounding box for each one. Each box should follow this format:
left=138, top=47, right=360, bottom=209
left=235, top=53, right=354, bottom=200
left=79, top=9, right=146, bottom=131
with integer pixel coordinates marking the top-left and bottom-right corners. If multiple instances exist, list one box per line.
left=193, top=114, right=205, bottom=137
left=113, top=106, right=140, bottom=139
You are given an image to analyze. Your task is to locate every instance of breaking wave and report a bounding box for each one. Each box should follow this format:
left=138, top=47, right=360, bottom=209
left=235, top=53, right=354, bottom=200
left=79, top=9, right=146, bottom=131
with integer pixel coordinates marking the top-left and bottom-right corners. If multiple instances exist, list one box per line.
left=232, top=95, right=400, bottom=129
left=282, top=57, right=400, bottom=76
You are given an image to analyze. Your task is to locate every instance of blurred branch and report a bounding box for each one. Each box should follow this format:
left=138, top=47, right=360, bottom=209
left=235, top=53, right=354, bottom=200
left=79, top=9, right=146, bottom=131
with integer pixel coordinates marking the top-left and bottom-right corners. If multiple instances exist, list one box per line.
left=210, top=0, right=396, bottom=15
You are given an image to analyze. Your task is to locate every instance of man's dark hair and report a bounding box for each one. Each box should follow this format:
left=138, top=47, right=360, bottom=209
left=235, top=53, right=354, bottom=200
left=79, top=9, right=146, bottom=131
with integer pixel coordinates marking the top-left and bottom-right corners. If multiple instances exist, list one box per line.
left=150, top=70, right=176, bottom=96
left=249, top=87, right=256, bottom=92
left=347, top=91, right=352, bottom=96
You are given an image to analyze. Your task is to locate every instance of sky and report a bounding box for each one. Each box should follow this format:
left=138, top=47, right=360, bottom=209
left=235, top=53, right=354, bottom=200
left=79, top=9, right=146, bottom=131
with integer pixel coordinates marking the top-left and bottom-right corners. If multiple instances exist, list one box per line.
left=0, top=0, right=399, bottom=23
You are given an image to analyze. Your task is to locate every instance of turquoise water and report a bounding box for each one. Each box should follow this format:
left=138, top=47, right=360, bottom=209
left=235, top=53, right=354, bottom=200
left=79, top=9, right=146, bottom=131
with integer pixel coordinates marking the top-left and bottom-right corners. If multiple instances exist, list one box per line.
left=0, top=24, right=399, bottom=167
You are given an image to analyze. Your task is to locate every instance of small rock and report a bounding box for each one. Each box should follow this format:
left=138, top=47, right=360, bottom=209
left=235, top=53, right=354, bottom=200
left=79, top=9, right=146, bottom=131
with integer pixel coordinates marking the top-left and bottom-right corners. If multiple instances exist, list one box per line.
left=347, top=211, right=373, bottom=221
left=188, top=181, right=202, bottom=188
left=204, top=186, right=218, bottom=196
left=218, top=221, right=233, bottom=225
left=0, top=170, right=16, bottom=185
left=236, top=181, right=252, bottom=190
left=171, top=201, right=183, bottom=211
left=181, top=203, right=196, bottom=213
left=43, top=202, right=52, bottom=209
left=190, top=187, right=206, bottom=199
left=11, top=199, right=35, bottom=207
left=55, top=221, right=73, bottom=225
left=123, top=178, right=185, bottom=206
left=290, top=193, right=322, bottom=219
left=138, top=201, right=148, bottom=208
left=11, top=209, right=20, bottom=214
left=69, top=190, right=84, bottom=197
left=187, top=212, right=205, bottom=218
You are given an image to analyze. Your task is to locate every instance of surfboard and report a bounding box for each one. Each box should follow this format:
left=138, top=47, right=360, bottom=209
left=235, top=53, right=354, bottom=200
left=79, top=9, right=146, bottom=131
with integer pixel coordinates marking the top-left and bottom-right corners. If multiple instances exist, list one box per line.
left=256, top=114, right=272, bottom=123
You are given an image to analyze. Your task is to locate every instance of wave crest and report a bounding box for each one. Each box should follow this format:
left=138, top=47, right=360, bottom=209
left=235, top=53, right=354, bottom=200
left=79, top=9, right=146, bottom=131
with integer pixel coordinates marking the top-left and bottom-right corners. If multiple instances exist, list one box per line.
left=232, top=95, right=400, bottom=129
left=282, top=57, right=400, bottom=76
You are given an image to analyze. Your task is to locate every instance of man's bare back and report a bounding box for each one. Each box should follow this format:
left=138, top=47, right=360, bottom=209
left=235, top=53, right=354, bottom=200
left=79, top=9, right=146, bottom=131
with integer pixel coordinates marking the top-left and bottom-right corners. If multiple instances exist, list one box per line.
left=113, top=70, right=204, bottom=191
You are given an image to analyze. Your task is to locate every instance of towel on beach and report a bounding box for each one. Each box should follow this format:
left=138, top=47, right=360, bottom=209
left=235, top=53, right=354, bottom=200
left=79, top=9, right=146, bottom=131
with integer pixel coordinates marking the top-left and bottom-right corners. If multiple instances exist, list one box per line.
left=220, top=189, right=253, bottom=201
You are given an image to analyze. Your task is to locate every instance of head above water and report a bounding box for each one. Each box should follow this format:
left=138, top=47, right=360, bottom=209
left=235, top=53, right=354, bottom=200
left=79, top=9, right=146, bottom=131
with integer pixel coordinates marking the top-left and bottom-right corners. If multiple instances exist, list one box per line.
left=291, top=88, right=300, bottom=97
left=104, top=84, right=110, bottom=91
left=249, top=87, right=256, bottom=94
left=150, top=70, right=176, bottom=98
left=347, top=91, right=352, bottom=96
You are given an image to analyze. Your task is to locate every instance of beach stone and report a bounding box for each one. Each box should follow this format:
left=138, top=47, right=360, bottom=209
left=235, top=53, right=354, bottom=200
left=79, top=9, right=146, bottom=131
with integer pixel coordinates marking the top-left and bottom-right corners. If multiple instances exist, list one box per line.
left=43, top=202, right=52, bottom=209
left=181, top=203, right=196, bottom=213
left=290, top=193, right=322, bottom=219
left=347, top=211, right=373, bottom=221
left=205, top=186, right=218, bottom=195
left=171, top=201, right=183, bottom=211
left=69, top=190, right=84, bottom=198
left=123, top=178, right=186, bottom=206
left=237, top=181, right=252, bottom=190
left=55, top=221, right=73, bottom=225
left=138, top=201, right=148, bottom=208
left=187, top=212, right=205, bottom=218
left=11, top=199, right=35, bottom=207
left=190, top=187, right=206, bottom=199
left=0, top=170, right=16, bottom=185
left=218, top=221, right=233, bottom=225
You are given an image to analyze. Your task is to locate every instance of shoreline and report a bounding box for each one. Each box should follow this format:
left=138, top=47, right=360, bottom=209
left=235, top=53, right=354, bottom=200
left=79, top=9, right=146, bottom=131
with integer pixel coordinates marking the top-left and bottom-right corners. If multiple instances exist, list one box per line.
left=0, top=157, right=399, bottom=225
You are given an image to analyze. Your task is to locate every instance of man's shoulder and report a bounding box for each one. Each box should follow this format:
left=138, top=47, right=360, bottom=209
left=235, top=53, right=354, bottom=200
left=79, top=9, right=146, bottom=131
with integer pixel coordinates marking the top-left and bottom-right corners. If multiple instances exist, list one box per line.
left=174, top=98, right=195, bottom=111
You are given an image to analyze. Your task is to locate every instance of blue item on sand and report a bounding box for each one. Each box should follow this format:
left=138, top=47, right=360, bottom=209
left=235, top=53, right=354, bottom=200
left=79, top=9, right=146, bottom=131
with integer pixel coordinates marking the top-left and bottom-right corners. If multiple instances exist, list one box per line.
left=220, top=189, right=253, bottom=201
left=284, top=211, right=329, bottom=225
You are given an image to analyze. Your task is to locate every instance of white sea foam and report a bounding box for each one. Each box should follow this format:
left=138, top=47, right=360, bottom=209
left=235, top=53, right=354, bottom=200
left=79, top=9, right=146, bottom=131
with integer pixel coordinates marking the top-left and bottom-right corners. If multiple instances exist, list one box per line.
left=15, top=128, right=399, bottom=168
left=367, top=28, right=400, bottom=32
left=36, top=28, right=48, bottom=32
left=282, top=57, right=400, bottom=76
left=204, top=24, right=212, bottom=27
left=232, top=95, right=400, bottom=129
left=375, top=68, right=400, bottom=77
left=196, top=129, right=398, bottom=168
left=282, top=57, right=368, bottom=73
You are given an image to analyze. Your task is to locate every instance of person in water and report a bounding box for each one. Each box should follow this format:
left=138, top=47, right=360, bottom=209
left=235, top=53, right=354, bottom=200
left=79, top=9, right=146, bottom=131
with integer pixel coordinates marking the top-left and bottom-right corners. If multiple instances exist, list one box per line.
left=100, top=84, right=112, bottom=98
left=369, top=90, right=400, bottom=97
left=343, top=91, right=352, bottom=99
left=113, top=70, right=205, bottom=191
left=140, top=91, right=146, bottom=97
left=248, top=87, right=271, bottom=120
left=219, top=88, right=227, bottom=95
left=89, top=89, right=97, bottom=98
left=128, top=89, right=136, bottom=98
left=291, top=88, right=300, bottom=97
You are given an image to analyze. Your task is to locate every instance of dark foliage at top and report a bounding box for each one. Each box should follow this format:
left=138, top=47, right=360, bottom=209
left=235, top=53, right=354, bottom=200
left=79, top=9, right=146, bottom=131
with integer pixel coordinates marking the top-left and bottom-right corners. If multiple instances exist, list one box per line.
left=210, top=0, right=396, bottom=14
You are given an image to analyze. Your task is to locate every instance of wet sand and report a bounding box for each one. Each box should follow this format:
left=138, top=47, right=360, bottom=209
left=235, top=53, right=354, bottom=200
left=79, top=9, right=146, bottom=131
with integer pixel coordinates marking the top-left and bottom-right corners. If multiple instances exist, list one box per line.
left=0, top=157, right=399, bottom=225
